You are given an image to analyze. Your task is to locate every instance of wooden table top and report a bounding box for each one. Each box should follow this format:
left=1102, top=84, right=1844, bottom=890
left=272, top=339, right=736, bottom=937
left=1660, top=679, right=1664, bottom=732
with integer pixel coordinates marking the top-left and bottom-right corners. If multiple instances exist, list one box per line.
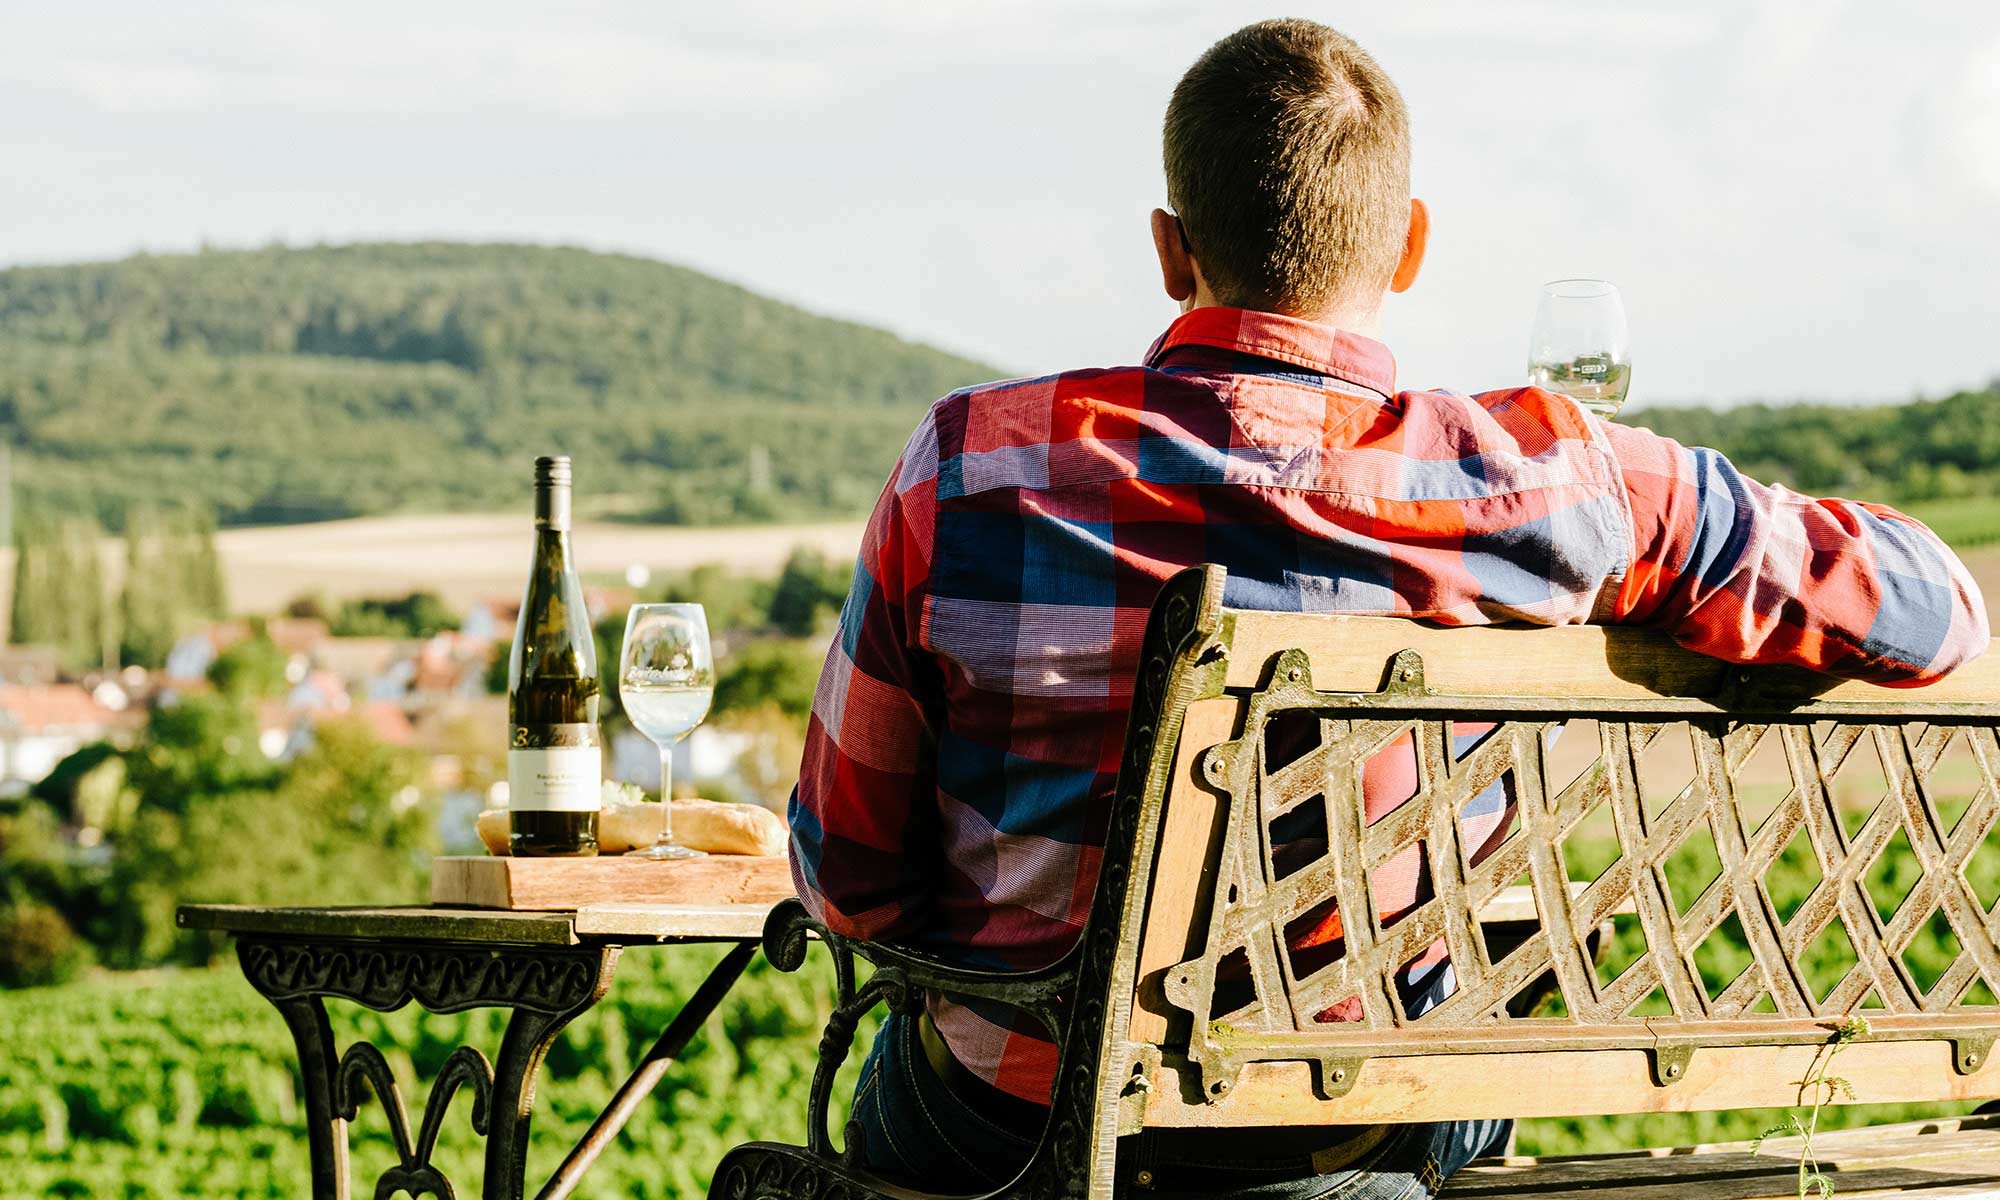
left=175, top=882, right=1570, bottom=951
left=177, top=901, right=774, bottom=946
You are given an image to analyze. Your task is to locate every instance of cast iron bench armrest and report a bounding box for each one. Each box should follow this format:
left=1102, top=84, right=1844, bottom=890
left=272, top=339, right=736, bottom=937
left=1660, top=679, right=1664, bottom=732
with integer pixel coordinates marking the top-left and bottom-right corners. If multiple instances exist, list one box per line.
left=760, top=897, right=1077, bottom=1161
left=763, top=897, right=1074, bottom=1014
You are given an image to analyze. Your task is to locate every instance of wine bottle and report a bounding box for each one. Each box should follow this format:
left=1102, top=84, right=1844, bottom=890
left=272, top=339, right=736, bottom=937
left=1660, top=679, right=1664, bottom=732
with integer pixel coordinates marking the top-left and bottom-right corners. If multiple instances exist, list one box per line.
left=508, top=455, right=601, bottom=856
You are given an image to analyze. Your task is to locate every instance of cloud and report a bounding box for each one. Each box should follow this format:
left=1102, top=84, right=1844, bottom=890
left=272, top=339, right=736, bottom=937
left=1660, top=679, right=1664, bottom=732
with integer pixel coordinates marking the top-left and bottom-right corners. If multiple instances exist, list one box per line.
left=8, top=6, right=842, bottom=116
left=1381, top=2, right=1718, bottom=48
left=1, top=0, right=1996, bottom=402
left=1960, top=36, right=2000, bottom=198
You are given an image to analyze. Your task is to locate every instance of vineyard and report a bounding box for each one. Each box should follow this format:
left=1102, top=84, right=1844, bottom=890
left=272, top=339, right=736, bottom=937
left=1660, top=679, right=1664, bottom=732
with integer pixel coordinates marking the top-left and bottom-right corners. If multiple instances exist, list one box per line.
left=0, top=949, right=866, bottom=1199
left=5, top=722, right=1998, bottom=1196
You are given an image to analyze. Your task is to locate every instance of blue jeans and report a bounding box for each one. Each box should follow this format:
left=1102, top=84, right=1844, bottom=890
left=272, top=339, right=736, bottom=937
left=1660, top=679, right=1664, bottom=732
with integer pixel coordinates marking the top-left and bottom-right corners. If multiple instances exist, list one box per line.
left=850, top=1011, right=1510, bottom=1199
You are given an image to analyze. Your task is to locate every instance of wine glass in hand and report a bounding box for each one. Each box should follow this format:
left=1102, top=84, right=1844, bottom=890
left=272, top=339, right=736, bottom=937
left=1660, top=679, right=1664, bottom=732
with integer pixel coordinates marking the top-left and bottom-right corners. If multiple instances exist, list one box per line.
left=618, top=603, right=715, bottom=860
left=1527, top=279, right=1631, bottom=418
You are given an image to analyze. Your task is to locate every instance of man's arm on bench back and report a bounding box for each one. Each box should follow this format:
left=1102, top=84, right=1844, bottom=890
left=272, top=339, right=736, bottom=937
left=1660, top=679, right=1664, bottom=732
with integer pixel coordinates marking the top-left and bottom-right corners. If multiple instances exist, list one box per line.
left=1599, top=419, right=1989, bottom=685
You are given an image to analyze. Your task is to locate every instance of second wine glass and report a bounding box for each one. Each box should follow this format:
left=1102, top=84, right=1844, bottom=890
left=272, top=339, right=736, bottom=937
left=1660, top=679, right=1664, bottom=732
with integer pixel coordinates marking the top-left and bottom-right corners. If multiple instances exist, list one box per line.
left=1527, top=278, right=1632, bottom=418
left=618, top=603, right=714, bottom=860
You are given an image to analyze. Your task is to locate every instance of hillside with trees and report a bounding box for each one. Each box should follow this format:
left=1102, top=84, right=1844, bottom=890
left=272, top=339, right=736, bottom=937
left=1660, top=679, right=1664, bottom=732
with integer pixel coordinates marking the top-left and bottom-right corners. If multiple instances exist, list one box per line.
left=0, top=242, right=1000, bottom=528
left=3, top=241, right=1997, bottom=536
left=1627, top=385, right=2000, bottom=505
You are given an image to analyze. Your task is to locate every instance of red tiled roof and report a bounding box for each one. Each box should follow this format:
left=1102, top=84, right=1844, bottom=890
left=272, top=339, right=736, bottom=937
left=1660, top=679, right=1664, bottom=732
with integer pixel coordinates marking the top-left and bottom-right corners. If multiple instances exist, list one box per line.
left=265, top=617, right=329, bottom=656
left=360, top=701, right=416, bottom=746
left=0, top=684, right=119, bottom=733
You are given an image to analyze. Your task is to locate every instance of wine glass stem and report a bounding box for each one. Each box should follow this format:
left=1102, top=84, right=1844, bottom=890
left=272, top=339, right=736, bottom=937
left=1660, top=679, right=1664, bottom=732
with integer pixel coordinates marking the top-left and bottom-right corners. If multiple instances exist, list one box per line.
left=659, top=744, right=675, bottom=847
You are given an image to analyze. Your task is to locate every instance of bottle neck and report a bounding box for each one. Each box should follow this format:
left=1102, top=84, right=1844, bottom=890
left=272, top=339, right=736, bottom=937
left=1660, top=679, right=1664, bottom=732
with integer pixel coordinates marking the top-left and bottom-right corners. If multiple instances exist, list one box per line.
left=535, top=485, right=572, bottom=531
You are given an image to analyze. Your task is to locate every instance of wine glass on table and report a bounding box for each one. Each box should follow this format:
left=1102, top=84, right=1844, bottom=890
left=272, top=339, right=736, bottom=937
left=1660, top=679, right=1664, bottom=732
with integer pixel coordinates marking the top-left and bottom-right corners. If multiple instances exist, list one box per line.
left=618, top=603, right=715, bottom=860
left=1527, top=279, right=1631, bottom=418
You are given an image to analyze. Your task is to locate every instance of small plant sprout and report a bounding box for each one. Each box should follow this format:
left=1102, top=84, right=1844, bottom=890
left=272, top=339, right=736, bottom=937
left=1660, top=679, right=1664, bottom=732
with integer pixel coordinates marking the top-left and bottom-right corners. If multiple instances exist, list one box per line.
left=1752, top=1014, right=1872, bottom=1200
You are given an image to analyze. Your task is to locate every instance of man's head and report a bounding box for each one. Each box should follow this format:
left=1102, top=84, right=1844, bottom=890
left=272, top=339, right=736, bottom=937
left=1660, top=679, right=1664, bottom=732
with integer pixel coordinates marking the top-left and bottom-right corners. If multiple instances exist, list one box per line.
left=1151, top=19, right=1427, bottom=329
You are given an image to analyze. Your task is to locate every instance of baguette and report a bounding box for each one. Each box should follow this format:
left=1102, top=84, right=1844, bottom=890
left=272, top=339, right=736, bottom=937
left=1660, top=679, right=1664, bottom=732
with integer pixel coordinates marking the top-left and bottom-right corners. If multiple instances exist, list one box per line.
left=666, top=798, right=788, bottom=857
left=476, top=799, right=786, bottom=857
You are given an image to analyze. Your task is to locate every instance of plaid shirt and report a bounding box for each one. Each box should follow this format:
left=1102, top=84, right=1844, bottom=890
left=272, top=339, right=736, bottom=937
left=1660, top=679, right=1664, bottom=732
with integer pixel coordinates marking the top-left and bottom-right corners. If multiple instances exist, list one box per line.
left=790, top=307, right=1988, bottom=1103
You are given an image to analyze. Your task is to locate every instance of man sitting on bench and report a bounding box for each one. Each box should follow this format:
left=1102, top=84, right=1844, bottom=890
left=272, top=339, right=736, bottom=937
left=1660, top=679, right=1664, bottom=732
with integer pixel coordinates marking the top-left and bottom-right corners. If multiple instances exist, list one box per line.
left=787, top=17, right=1988, bottom=1199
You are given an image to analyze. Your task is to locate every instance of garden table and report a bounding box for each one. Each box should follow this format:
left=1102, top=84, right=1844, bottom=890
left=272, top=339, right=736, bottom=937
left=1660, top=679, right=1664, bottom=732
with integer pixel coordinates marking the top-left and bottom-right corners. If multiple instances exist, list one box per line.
left=176, top=900, right=773, bottom=1200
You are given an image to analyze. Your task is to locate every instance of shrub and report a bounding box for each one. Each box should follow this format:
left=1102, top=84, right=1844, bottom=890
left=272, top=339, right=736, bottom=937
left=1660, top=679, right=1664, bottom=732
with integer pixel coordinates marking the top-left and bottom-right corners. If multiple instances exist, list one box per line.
left=0, top=903, right=92, bottom=988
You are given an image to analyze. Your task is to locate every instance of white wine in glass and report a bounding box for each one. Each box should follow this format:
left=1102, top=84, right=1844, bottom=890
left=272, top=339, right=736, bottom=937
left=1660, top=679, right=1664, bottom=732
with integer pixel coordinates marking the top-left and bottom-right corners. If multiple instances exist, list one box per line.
left=1527, top=278, right=1631, bottom=418
left=618, top=603, right=714, bottom=860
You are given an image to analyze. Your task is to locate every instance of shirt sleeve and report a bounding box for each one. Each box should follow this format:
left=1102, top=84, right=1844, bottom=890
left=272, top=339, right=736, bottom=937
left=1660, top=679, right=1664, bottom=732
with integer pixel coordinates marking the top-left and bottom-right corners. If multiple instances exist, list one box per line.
left=788, top=423, right=944, bottom=940
left=1600, top=419, right=1989, bottom=685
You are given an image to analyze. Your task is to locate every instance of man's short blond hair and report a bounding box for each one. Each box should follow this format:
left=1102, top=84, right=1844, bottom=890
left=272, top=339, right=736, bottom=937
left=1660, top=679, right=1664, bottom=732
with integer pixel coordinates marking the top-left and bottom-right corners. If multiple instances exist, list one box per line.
left=1164, top=19, right=1412, bottom=315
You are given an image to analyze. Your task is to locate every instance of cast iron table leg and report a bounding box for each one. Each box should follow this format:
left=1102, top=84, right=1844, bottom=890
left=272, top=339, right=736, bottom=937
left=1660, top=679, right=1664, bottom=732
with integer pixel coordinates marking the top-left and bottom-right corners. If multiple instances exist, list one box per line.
left=237, top=936, right=620, bottom=1200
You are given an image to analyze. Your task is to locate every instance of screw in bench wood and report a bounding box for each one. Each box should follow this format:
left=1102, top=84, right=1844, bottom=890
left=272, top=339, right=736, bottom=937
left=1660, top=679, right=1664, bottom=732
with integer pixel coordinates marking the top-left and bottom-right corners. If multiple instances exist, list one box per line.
left=1665, top=1062, right=1682, bottom=1078
left=1135, top=1170, right=1154, bottom=1187
left=1288, top=666, right=1302, bottom=681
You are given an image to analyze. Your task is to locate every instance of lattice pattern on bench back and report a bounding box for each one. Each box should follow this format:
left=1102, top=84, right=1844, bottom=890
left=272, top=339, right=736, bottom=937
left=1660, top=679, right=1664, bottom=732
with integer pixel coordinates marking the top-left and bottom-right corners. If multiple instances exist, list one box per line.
left=1139, top=617, right=2000, bottom=1124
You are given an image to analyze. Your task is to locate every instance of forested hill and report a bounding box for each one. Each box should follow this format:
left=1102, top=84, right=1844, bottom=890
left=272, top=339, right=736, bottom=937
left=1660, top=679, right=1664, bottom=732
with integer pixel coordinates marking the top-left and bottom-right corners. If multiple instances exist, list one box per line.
left=0, top=242, right=1001, bottom=527
left=1628, top=382, right=2000, bottom=508
left=4, top=241, right=1995, bottom=534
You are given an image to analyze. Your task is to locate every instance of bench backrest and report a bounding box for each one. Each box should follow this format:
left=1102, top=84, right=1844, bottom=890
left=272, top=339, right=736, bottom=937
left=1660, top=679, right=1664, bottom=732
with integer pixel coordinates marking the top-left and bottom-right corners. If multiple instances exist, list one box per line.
left=1113, top=565, right=2000, bottom=1129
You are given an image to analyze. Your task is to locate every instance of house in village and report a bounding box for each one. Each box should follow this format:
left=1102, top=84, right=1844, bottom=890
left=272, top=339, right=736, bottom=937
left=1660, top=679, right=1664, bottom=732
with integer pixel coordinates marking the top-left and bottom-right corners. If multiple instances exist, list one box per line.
left=0, top=683, right=137, bottom=795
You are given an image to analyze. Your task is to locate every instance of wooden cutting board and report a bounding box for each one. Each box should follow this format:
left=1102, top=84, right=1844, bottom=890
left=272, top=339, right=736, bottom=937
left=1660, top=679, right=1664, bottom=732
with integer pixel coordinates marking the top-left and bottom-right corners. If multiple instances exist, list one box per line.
left=430, top=853, right=795, bottom=911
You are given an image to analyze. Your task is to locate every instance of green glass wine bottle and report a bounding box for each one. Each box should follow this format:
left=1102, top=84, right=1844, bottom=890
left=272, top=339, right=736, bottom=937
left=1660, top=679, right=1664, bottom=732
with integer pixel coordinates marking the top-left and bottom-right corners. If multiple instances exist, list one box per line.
left=507, top=455, right=601, bottom=856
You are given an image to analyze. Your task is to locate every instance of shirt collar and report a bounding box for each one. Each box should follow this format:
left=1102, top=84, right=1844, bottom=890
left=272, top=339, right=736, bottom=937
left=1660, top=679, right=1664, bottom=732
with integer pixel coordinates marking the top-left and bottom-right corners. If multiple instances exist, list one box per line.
left=1143, top=307, right=1397, bottom=399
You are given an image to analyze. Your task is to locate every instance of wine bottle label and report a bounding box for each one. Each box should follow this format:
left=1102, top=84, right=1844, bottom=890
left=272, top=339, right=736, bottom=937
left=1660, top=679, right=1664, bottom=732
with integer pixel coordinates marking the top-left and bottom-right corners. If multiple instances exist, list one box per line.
left=508, top=723, right=601, bottom=812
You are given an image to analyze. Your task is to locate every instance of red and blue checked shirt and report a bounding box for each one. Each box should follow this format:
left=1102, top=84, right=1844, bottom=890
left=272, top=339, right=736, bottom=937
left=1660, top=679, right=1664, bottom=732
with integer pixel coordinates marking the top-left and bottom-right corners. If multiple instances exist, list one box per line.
left=790, top=307, right=1988, bottom=1104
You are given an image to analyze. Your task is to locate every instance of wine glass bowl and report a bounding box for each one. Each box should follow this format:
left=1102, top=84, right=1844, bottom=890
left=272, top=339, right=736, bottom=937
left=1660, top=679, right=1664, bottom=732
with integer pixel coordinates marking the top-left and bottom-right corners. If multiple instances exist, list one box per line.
left=618, top=603, right=715, bottom=860
left=1527, top=278, right=1631, bottom=418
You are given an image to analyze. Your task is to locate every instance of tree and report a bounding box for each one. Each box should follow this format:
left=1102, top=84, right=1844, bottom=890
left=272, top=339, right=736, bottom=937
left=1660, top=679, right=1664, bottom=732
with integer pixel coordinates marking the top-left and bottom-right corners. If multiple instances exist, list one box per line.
left=659, top=563, right=766, bottom=632
left=119, top=504, right=227, bottom=668
left=117, top=715, right=435, bottom=966
left=283, top=592, right=333, bottom=621
left=120, top=693, right=277, bottom=815
left=30, top=694, right=438, bottom=971
left=0, top=902, right=92, bottom=987
left=119, top=505, right=178, bottom=666
left=181, top=506, right=227, bottom=619
left=208, top=636, right=289, bottom=699
left=331, top=590, right=457, bottom=638
left=7, top=513, right=56, bottom=651
left=10, top=511, right=108, bottom=670
left=765, top=547, right=849, bottom=637
left=714, top=638, right=824, bottom=718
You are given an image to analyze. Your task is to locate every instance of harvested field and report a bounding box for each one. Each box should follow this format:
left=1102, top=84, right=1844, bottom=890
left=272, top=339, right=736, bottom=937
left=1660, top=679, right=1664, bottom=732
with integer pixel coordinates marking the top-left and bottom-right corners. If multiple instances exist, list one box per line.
left=5, top=517, right=1999, bottom=630
left=212, top=514, right=869, bottom=613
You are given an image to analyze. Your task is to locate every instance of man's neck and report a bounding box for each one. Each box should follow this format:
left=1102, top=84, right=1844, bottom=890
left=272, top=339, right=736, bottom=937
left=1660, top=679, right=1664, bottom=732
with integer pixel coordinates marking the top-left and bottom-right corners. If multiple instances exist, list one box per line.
left=1182, top=294, right=1383, bottom=339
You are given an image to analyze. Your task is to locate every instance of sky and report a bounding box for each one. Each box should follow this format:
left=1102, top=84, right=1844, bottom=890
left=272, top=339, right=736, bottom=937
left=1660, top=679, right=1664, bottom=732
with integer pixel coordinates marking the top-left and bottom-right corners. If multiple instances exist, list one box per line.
left=2, top=1, right=1997, bottom=407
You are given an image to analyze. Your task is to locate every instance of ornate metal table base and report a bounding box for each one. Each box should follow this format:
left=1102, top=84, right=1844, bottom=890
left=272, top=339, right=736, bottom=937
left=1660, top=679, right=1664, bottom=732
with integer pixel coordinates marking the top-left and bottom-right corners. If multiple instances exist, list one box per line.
left=239, top=935, right=755, bottom=1200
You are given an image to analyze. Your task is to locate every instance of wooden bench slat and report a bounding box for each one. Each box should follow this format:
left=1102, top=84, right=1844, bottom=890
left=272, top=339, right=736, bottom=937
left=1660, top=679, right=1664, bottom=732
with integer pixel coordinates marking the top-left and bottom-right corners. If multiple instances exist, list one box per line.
left=1143, top=1028, right=2000, bottom=1127
left=1223, top=612, right=2000, bottom=707
left=1448, top=1118, right=2000, bottom=1198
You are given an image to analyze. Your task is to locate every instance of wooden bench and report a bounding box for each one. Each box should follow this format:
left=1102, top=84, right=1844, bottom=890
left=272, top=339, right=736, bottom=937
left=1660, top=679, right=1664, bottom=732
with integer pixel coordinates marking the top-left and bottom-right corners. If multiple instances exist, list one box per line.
left=713, top=564, right=2000, bottom=1199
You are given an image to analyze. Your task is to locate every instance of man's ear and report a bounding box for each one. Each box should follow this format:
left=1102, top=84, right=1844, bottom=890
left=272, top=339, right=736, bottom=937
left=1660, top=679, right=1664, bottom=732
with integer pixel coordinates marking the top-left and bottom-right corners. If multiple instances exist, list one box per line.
left=1390, top=198, right=1429, bottom=294
left=1151, top=208, right=1197, bottom=305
